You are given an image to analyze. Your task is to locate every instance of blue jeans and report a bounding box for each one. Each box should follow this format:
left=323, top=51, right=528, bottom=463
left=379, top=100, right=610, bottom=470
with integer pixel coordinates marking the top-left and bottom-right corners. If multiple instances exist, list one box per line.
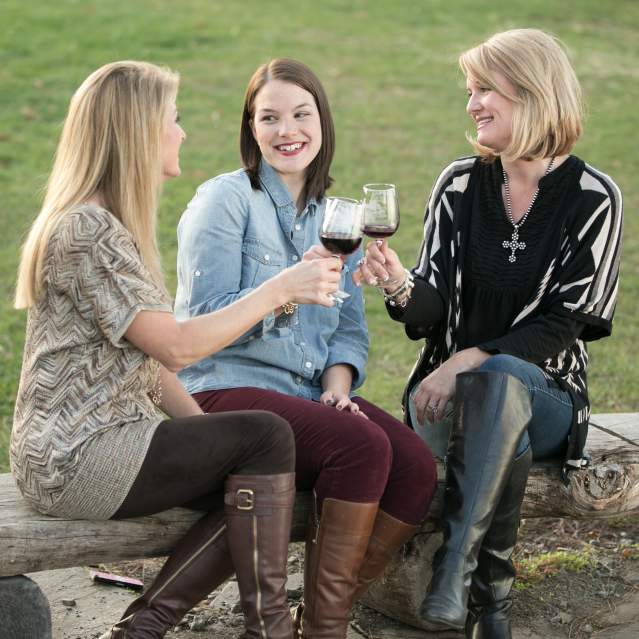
left=477, top=354, right=573, bottom=459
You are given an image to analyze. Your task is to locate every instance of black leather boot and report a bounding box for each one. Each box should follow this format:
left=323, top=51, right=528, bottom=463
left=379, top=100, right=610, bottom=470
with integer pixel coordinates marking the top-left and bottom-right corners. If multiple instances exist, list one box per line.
left=465, top=446, right=533, bottom=639
left=419, top=371, right=532, bottom=632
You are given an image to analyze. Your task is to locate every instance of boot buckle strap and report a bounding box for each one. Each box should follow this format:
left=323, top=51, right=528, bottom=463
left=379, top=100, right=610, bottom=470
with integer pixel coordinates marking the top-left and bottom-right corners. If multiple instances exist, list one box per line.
left=234, top=488, right=254, bottom=511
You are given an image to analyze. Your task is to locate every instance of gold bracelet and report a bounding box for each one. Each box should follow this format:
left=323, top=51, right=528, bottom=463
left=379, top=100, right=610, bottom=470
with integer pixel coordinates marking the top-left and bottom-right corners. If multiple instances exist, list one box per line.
left=150, top=377, right=163, bottom=406
left=281, top=302, right=298, bottom=315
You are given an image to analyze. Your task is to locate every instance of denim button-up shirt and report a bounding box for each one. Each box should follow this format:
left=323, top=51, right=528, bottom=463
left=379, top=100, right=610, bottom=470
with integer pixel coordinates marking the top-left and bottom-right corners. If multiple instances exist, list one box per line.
left=174, top=161, right=369, bottom=401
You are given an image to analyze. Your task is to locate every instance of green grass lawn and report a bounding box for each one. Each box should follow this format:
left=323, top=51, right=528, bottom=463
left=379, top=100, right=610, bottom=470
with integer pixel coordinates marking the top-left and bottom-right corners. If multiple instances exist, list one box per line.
left=1, top=0, right=637, bottom=472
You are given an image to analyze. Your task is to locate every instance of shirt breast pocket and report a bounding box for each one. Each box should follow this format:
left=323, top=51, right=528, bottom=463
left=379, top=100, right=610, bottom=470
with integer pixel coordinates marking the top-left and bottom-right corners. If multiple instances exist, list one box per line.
left=241, top=238, right=286, bottom=288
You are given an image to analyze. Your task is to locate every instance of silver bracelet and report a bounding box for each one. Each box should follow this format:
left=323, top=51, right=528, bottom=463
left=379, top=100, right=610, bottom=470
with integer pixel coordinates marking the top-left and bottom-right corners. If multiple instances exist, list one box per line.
left=382, top=269, right=414, bottom=307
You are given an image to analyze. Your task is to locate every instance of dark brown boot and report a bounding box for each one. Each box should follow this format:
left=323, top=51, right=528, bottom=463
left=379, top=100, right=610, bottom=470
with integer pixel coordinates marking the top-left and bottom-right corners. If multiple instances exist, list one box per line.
left=352, top=510, right=420, bottom=601
left=99, top=508, right=233, bottom=638
left=299, top=497, right=378, bottom=638
left=224, top=473, right=296, bottom=639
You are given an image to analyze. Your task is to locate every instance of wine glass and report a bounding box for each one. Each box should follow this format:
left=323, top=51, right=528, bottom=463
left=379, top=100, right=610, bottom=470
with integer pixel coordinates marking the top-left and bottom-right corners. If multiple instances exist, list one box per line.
left=320, top=197, right=364, bottom=303
left=362, top=183, right=400, bottom=239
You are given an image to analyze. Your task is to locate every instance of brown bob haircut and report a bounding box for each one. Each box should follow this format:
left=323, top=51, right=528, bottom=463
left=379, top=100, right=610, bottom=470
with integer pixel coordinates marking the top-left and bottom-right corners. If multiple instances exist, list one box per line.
left=240, top=58, right=335, bottom=202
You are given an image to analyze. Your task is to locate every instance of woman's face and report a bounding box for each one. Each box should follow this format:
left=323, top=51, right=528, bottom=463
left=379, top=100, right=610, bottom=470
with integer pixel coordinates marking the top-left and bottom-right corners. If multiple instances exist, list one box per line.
left=466, top=75, right=515, bottom=153
left=251, top=79, right=322, bottom=182
left=161, top=99, right=186, bottom=180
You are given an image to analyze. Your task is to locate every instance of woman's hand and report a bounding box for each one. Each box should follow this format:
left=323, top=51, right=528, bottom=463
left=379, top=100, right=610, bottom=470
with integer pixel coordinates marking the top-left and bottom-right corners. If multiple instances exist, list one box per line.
left=302, top=244, right=343, bottom=262
left=413, top=347, right=491, bottom=424
left=319, top=364, right=367, bottom=418
left=319, top=390, right=368, bottom=419
left=275, top=254, right=342, bottom=307
left=353, top=239, right=405, bottom=288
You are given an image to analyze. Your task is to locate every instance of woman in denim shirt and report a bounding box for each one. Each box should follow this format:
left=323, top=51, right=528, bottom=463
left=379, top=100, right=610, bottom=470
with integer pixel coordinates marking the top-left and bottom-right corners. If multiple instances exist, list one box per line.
left=175, top=58, right=437, bottom=638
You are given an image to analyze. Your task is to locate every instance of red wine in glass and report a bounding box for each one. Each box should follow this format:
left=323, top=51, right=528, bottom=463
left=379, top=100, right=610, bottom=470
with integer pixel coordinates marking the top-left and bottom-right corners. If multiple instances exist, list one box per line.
left=362, top=183, right=400, bottom=239
left=320, top=233, right=363, bottom=255
left=321, top=197, right=364, bottom=302
left=362, top=225, right=397, bottom=239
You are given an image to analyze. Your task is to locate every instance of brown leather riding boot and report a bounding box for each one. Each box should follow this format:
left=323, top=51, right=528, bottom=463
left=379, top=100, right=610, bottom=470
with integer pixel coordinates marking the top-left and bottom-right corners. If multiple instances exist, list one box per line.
left=224, top=473, right=296, bottom=639
left=352, top=510, right=420, bottom=601
left=100, top=507, right=233, bottom=638
left=299, top=497, right=378, bottom=638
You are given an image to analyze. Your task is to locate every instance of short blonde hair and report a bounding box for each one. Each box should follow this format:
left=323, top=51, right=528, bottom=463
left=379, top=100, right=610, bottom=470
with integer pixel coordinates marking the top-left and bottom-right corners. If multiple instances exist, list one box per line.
left=459, top=28, right=583, bottom=161
left=15, top=61, right=179, bottom=308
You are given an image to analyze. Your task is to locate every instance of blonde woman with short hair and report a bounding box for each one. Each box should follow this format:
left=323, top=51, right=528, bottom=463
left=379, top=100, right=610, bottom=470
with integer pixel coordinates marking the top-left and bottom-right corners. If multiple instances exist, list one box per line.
left=12, top=60, right=343, bottom=639
left=358, top=29, right=622, bottom=638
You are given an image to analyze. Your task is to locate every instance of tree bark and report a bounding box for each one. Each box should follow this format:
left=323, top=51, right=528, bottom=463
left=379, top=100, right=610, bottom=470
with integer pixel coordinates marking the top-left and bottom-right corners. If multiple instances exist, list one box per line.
left=1, top=415, right=636, bottom=581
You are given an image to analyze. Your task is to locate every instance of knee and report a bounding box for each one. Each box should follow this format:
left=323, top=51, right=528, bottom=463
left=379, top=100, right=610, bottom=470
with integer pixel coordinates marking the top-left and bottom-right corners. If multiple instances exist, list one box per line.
left=343, top=420, right=393, bottom=472
left=249, top=411, right=295, bottom=460
left=362, top=425, right=394, bottom=469
left=478, top=354, right=523, bottom=376
left=477, top=354, right=535, bottom=389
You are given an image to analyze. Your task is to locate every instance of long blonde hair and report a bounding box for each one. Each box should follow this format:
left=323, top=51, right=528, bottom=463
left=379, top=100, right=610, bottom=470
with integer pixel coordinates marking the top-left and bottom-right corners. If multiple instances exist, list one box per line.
left=15, top=60, right=179, bottom=308
left=459, top=29, right=583, bottom=161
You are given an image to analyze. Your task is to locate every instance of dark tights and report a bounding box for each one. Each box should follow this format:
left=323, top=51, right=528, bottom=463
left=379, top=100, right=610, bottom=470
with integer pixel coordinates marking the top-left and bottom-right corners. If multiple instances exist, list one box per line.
left=113, top=410, right=294, bottom=519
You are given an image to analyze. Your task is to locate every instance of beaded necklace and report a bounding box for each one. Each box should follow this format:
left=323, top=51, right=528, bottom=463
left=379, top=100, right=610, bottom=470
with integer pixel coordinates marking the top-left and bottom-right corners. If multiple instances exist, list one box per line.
left=501, top=157, right=555, bottom=263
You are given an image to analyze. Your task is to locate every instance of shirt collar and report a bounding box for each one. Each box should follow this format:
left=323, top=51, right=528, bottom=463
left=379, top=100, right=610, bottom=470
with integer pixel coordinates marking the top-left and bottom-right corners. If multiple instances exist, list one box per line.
left=258, top=160, right=319, bottom=215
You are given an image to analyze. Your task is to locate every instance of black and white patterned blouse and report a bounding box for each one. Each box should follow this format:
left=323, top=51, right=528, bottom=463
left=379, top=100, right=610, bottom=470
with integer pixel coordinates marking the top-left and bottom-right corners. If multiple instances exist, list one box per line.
left=393, top=155, right=622, bottom=473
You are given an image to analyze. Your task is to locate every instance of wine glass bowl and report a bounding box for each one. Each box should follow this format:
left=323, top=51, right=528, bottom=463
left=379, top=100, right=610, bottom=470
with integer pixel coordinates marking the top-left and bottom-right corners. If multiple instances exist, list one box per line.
left=320, top=197, right=364, bottom=302
left=362, top=183, right=400, bottom=239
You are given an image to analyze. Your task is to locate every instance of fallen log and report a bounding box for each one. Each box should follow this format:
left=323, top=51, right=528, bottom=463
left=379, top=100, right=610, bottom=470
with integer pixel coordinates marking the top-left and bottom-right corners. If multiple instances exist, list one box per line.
left=1, top=413, right=637, bottom=628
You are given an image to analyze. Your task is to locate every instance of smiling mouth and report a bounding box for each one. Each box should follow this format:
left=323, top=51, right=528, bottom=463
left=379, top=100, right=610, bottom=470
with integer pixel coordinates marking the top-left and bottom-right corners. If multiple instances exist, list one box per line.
left=275, top=142, right=305, bottom=153
left=476, top=117, right=493, bottom=129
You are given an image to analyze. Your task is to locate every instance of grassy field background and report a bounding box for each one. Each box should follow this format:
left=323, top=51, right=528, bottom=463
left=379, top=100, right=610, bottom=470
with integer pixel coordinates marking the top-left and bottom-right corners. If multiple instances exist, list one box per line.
left=1, top=0, right=637, bottom=472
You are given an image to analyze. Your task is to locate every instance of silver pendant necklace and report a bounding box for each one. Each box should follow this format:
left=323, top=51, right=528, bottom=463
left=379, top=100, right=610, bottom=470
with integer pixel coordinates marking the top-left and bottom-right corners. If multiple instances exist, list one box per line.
left=501, top=157, right=555, bottom=263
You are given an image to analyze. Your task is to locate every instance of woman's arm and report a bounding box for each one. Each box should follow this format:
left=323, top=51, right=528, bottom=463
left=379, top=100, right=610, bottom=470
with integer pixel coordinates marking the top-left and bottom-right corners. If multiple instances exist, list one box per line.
left=153, top=365, right=204, bottom=418
left=175, top=178, right=281, bottom=342
left=125, top=258, right=342, bottom=373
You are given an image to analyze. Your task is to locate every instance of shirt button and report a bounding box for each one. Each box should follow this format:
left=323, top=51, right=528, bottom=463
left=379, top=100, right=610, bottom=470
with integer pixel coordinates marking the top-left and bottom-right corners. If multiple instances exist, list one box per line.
left=295, top=224, right=302, bottom=231
left=264, top=254, right=270, bottom=261
left=300, top=341, right=306, bottom=346
left=194, top=270, right=201, bottom=277
left=292, top=255, right=298, bottom=262
left=305, top=361, right=312, bottom=369
left=296, top=376, right=303, bottom=383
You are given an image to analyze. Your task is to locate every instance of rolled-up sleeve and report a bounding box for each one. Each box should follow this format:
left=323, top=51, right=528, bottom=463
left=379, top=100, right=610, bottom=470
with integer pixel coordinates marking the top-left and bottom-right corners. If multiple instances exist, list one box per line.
left=175, top=177, right=275, bottom=342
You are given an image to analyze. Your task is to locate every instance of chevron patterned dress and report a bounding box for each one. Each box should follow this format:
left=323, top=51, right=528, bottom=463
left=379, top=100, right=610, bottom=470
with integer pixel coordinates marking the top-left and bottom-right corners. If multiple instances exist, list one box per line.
left=11, top=205, right=172, bottom=519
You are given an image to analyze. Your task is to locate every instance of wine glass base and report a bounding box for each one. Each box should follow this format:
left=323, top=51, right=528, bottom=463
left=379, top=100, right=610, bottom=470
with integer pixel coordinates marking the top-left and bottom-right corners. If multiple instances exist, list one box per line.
left=329, top=290, right=350, bottom=304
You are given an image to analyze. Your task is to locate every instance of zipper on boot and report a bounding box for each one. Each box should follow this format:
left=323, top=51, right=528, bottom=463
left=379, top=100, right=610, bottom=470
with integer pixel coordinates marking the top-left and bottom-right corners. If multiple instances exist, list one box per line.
left=311, top=489, right=321, bottom=544
left=251, top=514, right=267, bottom=639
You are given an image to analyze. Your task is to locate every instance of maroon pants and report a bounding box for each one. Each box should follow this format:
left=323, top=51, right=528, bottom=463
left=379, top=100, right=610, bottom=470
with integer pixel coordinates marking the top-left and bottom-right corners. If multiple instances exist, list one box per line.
left=194, top=387, right=437, bottom=525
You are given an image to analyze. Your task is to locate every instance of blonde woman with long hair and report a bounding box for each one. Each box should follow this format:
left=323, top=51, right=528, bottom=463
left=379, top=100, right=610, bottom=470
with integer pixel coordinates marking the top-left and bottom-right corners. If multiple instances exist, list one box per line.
left=359, top=29, right=622, bottom=638
left=12, top=60, right=342, bottom=639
